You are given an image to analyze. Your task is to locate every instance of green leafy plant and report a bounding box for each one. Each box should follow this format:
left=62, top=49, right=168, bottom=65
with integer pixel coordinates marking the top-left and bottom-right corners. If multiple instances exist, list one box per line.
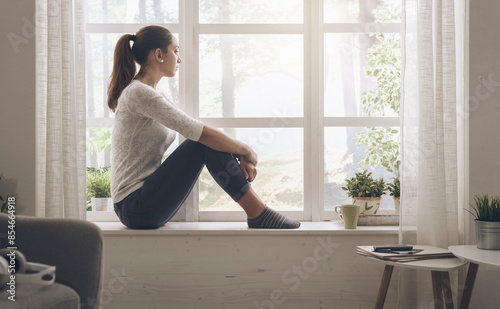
left=356, top=127, right=401, bottom=177
left=466, top=194, right=500, bottom=222
left=87, top=128, right=112, bottom=157
left=386, top=176, right=400, bottom=198
left=355, top=0, right=402, bottom=178
left=86, top=167, right=111, bottom=199
left=342, top=170, right=386, bottom=198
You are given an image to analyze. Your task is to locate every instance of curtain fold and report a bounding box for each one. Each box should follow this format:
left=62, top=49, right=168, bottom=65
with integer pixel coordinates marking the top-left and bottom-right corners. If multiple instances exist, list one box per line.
left=36, top=0, right=86, bottom=219
left=398, top=0, right=466, bottom=307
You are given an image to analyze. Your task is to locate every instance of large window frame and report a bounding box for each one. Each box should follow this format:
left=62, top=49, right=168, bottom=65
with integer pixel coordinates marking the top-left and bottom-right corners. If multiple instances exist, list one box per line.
left=85, top=0, right=401, bottom=222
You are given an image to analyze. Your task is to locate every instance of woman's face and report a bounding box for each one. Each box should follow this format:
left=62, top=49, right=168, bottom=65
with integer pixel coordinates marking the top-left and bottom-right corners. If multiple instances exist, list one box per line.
left=161, top=36, right=181, bottom=77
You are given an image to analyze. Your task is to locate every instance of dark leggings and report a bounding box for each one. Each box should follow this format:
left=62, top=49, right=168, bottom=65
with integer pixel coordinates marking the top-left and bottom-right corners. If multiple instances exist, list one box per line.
left=113, top=140, right=251, bottom=229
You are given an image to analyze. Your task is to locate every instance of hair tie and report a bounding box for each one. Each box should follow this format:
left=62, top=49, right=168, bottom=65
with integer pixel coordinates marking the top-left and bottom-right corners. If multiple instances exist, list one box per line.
left=130, top=34, right=136, bottom=41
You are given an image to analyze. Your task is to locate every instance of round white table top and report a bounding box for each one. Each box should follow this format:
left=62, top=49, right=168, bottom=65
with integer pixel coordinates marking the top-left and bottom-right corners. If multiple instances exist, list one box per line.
left=449, top=245, right=500, bottom=267
left=366, top=256, right=467, bottom=271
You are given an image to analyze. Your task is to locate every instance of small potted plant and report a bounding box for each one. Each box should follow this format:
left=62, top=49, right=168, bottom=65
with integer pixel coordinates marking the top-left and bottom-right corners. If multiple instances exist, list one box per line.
left=466, top=194, right=500, bottom=250
left=86, top=167, right=112, bottom=211
left=342, top=170, right=385, bottom=215
left=387, top=176, right=400, bottom=214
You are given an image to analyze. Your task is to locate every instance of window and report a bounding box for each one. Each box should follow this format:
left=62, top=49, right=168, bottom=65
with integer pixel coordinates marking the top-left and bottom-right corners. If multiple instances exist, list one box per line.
left=85, top=0, right=401, bottom=222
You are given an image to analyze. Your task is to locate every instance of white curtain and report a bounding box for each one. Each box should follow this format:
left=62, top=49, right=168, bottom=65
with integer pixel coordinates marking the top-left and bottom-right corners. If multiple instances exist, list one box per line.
left=398, top=0, right=467, bottom=307
left=36, top=0, right=87, bottom=219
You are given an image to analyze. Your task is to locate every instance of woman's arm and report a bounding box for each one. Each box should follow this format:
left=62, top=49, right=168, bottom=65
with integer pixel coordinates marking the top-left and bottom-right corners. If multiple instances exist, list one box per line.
left=197, top=124, right=258, bottom=166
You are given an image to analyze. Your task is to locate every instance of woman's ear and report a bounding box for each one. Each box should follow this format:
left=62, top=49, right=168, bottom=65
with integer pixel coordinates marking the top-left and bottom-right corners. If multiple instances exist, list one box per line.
left=155, top=48, right=163, bottom=63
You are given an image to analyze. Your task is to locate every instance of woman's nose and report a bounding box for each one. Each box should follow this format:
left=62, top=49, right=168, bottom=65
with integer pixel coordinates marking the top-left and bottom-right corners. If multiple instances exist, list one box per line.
left=177, top=56, right=182, bottom=63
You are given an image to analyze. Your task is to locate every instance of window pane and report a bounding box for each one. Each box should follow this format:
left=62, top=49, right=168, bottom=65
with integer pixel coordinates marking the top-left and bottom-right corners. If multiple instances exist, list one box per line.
left=200, top=128, right=303, bottom=211
left=199, top=0, right=303, bottom=24
left=324, top=0, right=401, bottom=23
left=86, top=33, right=180, bottom=119
left=199, top=35, right=303, bottom=117
left=324, top=127, right=400, bottom=211
left=86, top=127, right=112, bottom=168
left=87, top=0, right=179, bottom=23
left=324, top=33, right=400, bottom=117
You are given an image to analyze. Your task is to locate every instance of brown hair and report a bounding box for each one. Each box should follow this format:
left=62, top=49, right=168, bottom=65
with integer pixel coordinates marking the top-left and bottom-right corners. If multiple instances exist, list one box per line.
left=107, top=26, right=173, bottom=112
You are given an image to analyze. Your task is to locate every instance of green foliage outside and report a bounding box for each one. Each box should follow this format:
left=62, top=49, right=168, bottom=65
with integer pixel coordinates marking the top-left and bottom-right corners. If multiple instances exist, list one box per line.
left=342, top=170, right=386, bottom=198
left=356, top=0, right=402, bottom=178
left=86, top=167, right=111, bottom=211
left=467, top=194, right=500, bottom=222
left=87, top=128, right=112, bottom=158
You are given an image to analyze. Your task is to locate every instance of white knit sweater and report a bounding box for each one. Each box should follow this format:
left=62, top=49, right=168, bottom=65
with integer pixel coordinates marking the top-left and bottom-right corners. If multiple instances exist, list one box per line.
left=111, top=79, right=204, bottom=204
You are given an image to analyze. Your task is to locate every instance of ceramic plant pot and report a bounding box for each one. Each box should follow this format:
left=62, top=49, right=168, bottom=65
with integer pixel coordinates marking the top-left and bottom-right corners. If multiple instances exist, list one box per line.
left=394, top=197, right=400, bottom=215
left=352, top=197, right=381, bottom=215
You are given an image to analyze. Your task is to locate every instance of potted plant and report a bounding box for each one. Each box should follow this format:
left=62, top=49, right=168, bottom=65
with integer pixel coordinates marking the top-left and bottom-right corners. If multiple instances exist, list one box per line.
left=86, top=167, right=112, bottom=211
left=466, top=194, right=500, bottom=250
left=387, top=176, right=400, bottom=214
left=342, top=170, right=385, bottom=215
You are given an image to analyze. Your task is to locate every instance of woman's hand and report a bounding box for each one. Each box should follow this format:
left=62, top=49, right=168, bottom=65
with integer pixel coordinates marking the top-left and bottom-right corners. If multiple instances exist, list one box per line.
left=238, top=157, right=257, bottom=182
left=242, top=147, right=258, bottom=166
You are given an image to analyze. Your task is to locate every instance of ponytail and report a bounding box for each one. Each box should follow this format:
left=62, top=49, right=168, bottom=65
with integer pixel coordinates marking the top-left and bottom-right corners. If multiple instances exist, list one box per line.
left=107, top=34, right=136, bottom=112
left=107, top=26, right=173, bottom=112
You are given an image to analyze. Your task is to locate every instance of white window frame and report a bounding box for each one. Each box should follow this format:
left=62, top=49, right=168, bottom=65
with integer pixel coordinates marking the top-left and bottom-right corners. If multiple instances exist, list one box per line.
left=85, top=0, right=401, bottom=222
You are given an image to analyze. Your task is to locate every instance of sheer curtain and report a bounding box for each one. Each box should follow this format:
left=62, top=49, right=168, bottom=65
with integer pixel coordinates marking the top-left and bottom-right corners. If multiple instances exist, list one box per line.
left=36, top=0, right=87, bottom=219
left=398, top=0, right=467, bottom=307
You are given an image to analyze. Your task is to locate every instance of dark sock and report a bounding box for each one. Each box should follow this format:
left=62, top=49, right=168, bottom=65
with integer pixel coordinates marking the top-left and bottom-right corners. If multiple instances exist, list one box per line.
left=247, top=206, right=301, bottom=229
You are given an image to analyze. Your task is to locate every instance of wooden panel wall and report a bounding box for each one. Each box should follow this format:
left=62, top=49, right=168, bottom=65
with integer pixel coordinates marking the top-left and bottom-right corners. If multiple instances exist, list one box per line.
left=97, top=233, right=399, bottom=309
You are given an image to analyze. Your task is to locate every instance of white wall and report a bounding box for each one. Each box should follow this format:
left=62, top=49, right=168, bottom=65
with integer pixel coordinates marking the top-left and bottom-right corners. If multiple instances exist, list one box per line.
left=0, top=0, right=36, bottom=216
left=468, top=0, right=500, bottom=308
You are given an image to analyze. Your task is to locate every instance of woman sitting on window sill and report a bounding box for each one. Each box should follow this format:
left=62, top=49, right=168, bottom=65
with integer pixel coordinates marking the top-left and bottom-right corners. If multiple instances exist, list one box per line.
left=108, top=25, right=300, bottom=230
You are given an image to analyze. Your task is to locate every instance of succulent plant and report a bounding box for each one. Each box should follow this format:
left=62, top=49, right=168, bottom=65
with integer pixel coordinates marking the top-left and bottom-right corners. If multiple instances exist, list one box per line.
left=342, top=170, right=386, bottom=198
left=466, top=194, right=500, bottom=222
left=387, top=176, right=400, bottom=198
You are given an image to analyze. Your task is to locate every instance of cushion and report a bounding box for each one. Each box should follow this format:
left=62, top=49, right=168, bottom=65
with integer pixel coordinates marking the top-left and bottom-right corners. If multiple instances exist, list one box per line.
left=0, top=282, right=80, bottom=309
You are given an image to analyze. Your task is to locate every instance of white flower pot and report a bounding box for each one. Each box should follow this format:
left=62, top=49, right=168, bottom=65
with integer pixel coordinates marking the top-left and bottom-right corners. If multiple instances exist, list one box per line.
left=352, top=197, right=381, bottom=215
left=394, top=197, right=400, bottom=214
left=91, top=197, right=112, bottom=211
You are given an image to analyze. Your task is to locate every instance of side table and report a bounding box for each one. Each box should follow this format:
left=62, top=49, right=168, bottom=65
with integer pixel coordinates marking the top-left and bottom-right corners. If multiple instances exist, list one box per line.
left=360, top=250, right=467, bottom=309
left=448, top=245, right=500, bottom=309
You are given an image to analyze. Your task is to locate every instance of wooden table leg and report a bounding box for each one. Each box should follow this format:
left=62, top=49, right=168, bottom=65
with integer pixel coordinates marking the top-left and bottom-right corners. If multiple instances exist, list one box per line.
left=375, top=265, right=394, bottom=309
left=460, top=262, right=479, bottom=309
left=442, top=272, right=454, bottom=309
left=431, top=271, right=445, bottom=309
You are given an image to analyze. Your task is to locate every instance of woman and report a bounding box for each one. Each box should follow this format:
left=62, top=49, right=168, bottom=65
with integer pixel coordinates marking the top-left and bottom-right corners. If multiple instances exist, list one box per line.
left=109, top=25, right=300, bottom=230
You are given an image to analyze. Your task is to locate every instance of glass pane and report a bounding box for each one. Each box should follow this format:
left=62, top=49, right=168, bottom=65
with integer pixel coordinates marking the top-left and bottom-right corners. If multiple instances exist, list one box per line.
left=85, top=33, right=179, bottom=119
left=324, top=0, right=401, bottom=23
left=199, top=0, right=303, bottom=24
left=87, top=0, right=179, bottom=23
left=200, top=128, right=303, bottom=211
left=199, top=35, right=303, bottom=117
left=86, top=127, right=112, bottom=168
left=324, top=33, right=400, bottom=117
left=324, top=127, right=400, bottom=211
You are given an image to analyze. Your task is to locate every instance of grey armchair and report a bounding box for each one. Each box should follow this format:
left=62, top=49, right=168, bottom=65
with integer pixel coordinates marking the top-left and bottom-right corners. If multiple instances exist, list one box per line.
left=0, top=213, right=103, bottom=309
